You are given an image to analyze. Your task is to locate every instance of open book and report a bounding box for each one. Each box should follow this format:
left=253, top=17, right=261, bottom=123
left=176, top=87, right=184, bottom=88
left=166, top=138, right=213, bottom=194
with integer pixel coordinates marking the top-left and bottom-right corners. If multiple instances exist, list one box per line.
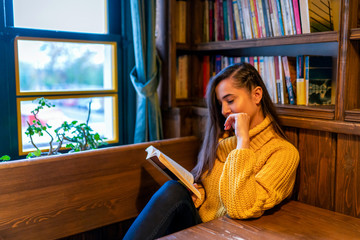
left=145, top=145, right=201, bottom=200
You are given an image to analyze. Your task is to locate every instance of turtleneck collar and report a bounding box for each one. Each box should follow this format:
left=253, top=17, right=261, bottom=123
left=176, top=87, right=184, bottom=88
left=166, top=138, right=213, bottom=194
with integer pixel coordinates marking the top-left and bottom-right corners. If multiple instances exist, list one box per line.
left=216, top=116, right=275, bottom=162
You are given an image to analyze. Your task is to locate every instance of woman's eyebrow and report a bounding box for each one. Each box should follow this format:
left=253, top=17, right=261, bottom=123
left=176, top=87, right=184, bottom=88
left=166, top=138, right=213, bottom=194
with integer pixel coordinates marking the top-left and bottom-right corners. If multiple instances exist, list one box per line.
left=222, top=94, right=232, bottom=100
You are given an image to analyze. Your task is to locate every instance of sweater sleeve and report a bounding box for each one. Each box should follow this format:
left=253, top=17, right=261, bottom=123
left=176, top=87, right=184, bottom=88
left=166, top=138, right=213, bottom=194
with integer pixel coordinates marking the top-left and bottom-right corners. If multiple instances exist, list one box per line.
left=219, top=144, right=299, bottom=219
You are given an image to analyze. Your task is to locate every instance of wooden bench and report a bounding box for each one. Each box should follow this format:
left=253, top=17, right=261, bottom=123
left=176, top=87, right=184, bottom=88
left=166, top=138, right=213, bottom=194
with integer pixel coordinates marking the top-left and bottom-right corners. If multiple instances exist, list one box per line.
left=159, top=200, right=360, bottom=239
left=0, top=136, right=200, bottom=240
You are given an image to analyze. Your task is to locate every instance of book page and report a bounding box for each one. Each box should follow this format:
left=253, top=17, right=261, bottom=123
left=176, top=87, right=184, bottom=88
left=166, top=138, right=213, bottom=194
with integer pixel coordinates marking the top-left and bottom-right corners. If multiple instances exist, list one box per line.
left=146, top=146, right=201, bottom=200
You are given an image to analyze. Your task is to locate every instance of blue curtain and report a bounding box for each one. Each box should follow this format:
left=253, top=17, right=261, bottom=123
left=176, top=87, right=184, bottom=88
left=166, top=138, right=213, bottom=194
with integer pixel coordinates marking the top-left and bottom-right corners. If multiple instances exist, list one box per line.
left=130, top=0, right=163, bottom=143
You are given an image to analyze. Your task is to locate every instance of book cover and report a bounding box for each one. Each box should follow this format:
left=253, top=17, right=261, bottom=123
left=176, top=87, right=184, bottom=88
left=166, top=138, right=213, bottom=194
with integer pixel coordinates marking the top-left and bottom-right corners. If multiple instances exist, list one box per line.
left=279, top=56, right=288, bottom=104
left=305, top=56, right=333, bottom=105
left=296, top=55, right=306, bottom=105
left=268, top=56, right=278, bottom=103
left=292, top=0, right=302, bottom=34
left=203, top=55, right=210, bottom=97
left=209, top=0, right=215, bottom=41
left=249, top=0, right=260, bottom=38
left=274, top=55, right=282, bottom=103
left=203, top=0, right=210, bottom=42
left=262, top=0, right=273, bottom=37
left=219, top=0, right=225, bottom=40
left=223, top=0, right=229, bottom=40
left=215, top=55, right=222, bottom=74
left=233, top=0, right=242, bottom=39
left=256, top=0, right=267, bottom=38
left=268, top=0, right=280, bottom=36
left=242, top=0, right=254, bottom=39
left=280, top=0, right=294, bottom=35
left=288, top=0, right=297, bottom=34
left=236, top=0, right=246, bottom=39
left=176, top=0, right=187, bottom=43
left=281, top=56, right=296, bottom=104
left=227, top=0, right=236, bottom=40
left=145, top=146, right=202, bottom=200
left=176, top=55, right=189, bottom=99
left=274, top=0, right=285, bottom=35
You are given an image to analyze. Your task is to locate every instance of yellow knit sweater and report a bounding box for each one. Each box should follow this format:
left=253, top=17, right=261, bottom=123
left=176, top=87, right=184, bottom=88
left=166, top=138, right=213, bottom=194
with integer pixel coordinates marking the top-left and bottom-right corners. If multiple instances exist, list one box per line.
left=194, top=116, right=299, bottom=222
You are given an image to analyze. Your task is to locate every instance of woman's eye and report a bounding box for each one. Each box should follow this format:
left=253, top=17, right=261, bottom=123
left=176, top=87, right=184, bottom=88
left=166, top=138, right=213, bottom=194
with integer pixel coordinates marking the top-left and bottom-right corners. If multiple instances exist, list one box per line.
left=227, top=100, right=234, bottom=104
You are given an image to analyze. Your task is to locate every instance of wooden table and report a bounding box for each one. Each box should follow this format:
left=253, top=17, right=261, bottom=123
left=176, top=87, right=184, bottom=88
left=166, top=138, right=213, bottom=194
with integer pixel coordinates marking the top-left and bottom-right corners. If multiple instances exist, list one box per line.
left=160, top=201, right=360, bottom=239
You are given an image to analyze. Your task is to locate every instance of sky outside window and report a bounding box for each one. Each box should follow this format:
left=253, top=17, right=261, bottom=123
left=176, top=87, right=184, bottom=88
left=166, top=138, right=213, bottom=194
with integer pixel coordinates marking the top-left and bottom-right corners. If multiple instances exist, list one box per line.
left=12, top=0, right=107, bottom=33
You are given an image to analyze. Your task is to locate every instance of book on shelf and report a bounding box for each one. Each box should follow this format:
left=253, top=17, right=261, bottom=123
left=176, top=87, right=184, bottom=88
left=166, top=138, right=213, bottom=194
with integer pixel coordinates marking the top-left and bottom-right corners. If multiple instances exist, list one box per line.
left=227, top=0, right=236, bottom=40
left=223, top=0, right=230, bottom=40
left=145, top=146, right=202, bottom=200
left=262, top=0, right=273, bottom=37
left=305, top=56, right=333, bottom=105
left=281, top=56, right=296, bottom=104
left=176, top=55, right=189, bottom=99
left=232, top=0, right=242, bottom=39
left=288, top=0, right=297, bottom=34
left=203, top=0, right=210, bottom=42
left=176, top=0, right=187, bottom=43
left=296, top=55, right=306, bottom=105
left=292, top=0, right=302, bottom=34
left=203, top=55, right=211, bottom=97
left=256, top=0, right=267, bottom=38
left=280, top=0, right=294, bottom=35
left=249, top=0, right=261, bottom=38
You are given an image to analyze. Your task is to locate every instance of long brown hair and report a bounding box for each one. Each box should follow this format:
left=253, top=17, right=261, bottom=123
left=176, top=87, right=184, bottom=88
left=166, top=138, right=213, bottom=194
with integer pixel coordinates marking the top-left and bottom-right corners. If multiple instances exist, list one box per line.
left=192, top=62, right=287, bottom=182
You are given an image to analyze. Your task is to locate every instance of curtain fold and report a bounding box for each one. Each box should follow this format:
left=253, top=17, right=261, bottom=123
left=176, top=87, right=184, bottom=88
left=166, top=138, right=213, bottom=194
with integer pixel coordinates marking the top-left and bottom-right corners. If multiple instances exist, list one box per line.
left=130, top=0, right=163, bottom=143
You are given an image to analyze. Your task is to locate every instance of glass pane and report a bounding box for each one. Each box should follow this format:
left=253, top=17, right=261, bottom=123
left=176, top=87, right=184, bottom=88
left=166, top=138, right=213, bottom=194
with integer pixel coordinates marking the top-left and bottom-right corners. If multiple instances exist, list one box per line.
left=13, top=0, right=107, bottom=33
left=17, top=39, right=116, bottom=93
left=19, top=96, right=116, bottom=153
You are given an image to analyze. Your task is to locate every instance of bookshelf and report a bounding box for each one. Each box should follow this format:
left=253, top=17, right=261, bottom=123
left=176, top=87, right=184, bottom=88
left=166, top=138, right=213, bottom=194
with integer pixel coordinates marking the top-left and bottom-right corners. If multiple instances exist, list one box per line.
left=160, top=0, right=347, bottom=127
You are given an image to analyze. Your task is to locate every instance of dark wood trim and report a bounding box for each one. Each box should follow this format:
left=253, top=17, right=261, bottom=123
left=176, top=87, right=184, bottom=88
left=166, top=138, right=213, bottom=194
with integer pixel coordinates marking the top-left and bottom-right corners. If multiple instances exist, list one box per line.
left=279, top=116, right=360, bottom=135
left=275, top=104, right=335, bottom=120
left=344, top=109, right=360, bottom=122
left=176, top=32, right=339, bottom=51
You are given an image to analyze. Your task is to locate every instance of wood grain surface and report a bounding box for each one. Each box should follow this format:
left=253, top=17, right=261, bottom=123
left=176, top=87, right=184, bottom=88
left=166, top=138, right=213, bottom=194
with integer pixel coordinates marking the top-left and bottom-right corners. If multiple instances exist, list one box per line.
left=159, top=201, right=360, bottom=240
left=0, top=136, right=199, bottom=240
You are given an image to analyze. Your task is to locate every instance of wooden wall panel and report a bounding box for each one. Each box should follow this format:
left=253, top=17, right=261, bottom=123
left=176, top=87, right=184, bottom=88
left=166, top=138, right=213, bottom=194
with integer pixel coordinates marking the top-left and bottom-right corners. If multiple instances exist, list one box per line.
left=297, top=129, right=336, bottom=211
left=336, top=134, right=360, bottom=218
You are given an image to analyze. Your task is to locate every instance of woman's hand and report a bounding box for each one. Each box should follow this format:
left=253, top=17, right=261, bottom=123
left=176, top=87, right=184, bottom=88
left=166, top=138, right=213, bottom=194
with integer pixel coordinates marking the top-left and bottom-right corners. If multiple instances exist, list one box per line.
left=191, top=183, right=202, bottom=203
left=224, top=113, right=250, bottom=149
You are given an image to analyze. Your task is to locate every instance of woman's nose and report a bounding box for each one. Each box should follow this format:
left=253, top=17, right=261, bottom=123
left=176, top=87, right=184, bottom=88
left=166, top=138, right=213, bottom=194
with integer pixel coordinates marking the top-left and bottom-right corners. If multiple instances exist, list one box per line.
left=222, top=104, right=231, bottom=117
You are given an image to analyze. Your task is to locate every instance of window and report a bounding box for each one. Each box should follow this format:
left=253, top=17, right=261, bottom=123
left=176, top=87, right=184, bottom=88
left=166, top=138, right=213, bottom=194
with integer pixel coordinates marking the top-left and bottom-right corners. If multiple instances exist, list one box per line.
left=0, top=0, right=135, bottom=158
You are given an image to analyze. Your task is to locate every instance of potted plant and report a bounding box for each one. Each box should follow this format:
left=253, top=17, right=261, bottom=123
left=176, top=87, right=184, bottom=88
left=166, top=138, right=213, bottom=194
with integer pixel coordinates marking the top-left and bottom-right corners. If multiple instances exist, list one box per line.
left=25, top=97, right=106, bottom=158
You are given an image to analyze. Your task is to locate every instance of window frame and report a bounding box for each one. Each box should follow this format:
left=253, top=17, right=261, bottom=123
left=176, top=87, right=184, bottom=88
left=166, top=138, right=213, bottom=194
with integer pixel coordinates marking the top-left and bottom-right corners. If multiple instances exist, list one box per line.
left=0, top=0, right=134, bottom=159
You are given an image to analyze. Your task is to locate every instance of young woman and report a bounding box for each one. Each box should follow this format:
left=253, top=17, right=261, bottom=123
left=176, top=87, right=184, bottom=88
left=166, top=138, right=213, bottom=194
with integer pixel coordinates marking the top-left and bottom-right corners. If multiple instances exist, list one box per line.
left=123, top=63, right=299, bottom=240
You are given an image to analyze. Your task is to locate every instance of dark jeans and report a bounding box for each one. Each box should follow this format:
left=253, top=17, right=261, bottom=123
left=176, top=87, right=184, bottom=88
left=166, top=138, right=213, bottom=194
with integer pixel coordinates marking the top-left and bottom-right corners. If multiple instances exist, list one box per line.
left=123, top=180, right=202, bottom=240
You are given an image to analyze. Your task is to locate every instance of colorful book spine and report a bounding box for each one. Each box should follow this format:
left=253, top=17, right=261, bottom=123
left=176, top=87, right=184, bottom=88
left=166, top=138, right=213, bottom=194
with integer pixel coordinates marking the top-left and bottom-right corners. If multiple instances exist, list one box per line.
left=215, top=55, right=222, bottom=73
left=274, top=56, right=282, bottom=103
left=242, top=0, right=254, bottom=39
left=281, top=56, right=295, bottom=104
left=232, top=0, right=242, bottom=39
left=223, top=0, right=229, bottom=40
left=219, top=0, right=225, bottom=40
left=249, top=0, right=261, bottom=38
left=274, top=0, right=285, bottom=35
left=256, top=0, right=267, bottom=38
left=280, top=0, right=293, bottom=35
left=236, top=0, right=247, bottom=39
left=262, top=0, right=273, bottom=37
left=268, top=0, right=280, bottom=36
left=209, top=0, right=215, bottom=41
left=227, top=0, right=235, bottom=40
left=296, top=55, right=306, bottom=105
left=288, top=0, right=297, bottom=35
left=202, top=56, right=210, bottom=97
left=292, top=0, right=302, bottom=34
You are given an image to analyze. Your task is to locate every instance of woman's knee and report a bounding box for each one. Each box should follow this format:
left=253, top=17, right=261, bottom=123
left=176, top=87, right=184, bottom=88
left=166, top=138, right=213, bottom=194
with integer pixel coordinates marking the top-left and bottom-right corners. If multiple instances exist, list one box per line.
left=154, top=180, right=191, bottom=204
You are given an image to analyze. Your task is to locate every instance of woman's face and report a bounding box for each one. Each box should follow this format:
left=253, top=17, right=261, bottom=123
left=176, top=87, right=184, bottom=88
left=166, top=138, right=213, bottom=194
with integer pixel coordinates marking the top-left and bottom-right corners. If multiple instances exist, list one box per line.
left=215, top=77, right=260, bottom=121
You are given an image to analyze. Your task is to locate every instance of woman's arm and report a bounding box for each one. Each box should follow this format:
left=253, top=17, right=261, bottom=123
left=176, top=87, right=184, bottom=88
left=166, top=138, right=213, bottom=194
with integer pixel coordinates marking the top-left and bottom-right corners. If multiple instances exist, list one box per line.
left=219, top=143, right=299, bottom=219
